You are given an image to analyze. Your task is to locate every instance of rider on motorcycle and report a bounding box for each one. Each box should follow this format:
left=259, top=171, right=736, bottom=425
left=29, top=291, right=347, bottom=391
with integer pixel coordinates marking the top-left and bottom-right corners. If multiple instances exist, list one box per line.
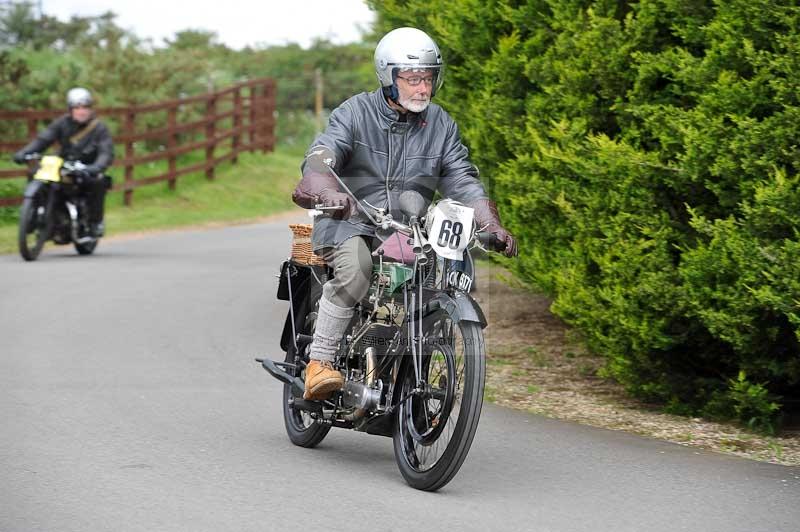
left=13, top=87, right=114, bottom=237
left=292, top=27, right=518, bottom=400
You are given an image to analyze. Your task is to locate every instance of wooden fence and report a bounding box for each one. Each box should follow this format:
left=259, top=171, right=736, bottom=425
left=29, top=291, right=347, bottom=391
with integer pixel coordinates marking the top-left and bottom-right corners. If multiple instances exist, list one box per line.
left=0, top=78, right=276, bottom=207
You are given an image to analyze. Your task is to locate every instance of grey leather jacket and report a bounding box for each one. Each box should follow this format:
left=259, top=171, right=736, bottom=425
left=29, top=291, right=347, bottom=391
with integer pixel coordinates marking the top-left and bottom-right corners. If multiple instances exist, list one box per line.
left=302, top=89, right=488, bottom=251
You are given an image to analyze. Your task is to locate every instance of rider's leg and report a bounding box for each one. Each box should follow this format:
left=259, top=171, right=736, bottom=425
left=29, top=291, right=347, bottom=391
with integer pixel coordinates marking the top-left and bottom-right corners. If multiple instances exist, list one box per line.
left=86, top=178, right=106, bottom=236
left=320, top=235, right=374, bottom=309
left=304, top=236, right=373, bottom=399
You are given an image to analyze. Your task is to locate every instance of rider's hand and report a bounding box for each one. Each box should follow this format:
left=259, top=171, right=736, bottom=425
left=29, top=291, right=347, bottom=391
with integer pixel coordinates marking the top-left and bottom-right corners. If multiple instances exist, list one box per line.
left=317, top=189, right=354, bottom=220
left=472, top=198, right=518, bottom=258
left=489, top=226, right=518, bottom=258
left=12, top=152, right=27, bottom=164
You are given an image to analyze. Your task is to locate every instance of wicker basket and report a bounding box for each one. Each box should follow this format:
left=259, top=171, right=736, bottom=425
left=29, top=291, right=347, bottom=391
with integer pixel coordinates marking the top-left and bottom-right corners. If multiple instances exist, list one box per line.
left=289, top=223, right=327, bottom=266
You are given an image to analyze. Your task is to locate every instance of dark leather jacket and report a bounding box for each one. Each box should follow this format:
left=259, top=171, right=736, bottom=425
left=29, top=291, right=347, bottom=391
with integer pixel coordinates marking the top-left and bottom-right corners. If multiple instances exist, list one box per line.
left=17, top=114, right=114, bottom=173
left=299, top=89, right=488, bottom=251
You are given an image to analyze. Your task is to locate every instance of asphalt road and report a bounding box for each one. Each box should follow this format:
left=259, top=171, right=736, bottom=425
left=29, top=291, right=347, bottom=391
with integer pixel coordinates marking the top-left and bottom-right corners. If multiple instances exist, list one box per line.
left=1, top=217, right=799, bottom=532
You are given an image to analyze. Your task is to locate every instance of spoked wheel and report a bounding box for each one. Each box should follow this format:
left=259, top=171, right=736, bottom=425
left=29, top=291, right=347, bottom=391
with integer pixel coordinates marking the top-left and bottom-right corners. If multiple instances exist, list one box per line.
left=393, top=312, right=486, bottom=491
left=18, top=186, right=51, bottom=261
left=282, top=282, right=330, bottom=448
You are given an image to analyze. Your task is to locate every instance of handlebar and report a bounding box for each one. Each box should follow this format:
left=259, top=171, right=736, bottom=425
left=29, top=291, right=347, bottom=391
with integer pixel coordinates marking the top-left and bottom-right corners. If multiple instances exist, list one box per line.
left=476, top=231, right=507, bottom=253
left=13, top=152, right=42, bottom=164
left=13, top=153, right=97, bottom=183
left=311, top=171, right=508, bottom=254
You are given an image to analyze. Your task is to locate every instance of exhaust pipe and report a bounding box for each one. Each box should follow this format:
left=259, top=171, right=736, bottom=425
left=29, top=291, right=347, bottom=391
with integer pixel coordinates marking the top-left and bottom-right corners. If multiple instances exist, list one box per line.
left=412, top=225, right=429, bottom=265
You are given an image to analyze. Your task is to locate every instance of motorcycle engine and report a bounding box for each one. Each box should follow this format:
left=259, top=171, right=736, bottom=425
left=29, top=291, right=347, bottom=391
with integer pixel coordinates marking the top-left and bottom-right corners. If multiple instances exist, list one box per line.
left=358, top=322, right=396, bottom=357
left=52, top=209, right=71, bottom=244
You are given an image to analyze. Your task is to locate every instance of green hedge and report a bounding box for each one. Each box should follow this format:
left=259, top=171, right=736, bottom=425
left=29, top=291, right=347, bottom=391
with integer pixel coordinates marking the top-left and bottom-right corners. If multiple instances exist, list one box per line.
left=369, top=0, right=800, bottom=431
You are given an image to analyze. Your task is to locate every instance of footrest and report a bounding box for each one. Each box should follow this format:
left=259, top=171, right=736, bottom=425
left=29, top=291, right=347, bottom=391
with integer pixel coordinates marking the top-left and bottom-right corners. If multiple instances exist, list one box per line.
left=296, top=333, right=314, bottom=347
left=256, top=357, right=305, bottom=396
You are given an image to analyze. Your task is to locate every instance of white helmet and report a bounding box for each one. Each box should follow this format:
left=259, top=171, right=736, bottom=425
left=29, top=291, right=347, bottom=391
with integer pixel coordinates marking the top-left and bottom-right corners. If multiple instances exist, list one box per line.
left=374, top=27, right=444, bottom=100
left=66, top=87, right=93, bottom=108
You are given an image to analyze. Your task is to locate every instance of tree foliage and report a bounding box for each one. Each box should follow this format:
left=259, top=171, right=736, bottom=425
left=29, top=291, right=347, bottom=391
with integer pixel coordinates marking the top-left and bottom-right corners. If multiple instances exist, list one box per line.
left=0, top=5, right=374, bottom=113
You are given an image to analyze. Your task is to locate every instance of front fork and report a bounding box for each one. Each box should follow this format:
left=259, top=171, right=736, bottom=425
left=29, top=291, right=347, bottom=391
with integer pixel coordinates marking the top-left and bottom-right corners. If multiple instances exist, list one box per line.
left=405, top=264, right=429, bottom=391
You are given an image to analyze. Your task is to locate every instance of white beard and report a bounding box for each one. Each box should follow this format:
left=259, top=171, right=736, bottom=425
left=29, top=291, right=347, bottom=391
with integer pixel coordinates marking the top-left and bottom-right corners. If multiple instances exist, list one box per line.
left=399, top=94, right=430, bottom=113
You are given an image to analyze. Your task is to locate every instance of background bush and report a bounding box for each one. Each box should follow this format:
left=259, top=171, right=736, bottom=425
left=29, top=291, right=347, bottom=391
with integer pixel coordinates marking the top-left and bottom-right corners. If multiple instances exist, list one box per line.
left=369, top=0, right=799, bottom=431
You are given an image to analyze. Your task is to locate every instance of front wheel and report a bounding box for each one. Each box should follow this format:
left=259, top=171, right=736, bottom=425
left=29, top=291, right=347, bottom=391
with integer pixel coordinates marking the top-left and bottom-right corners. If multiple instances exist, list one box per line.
left=393, top=314, right=486, bottom=491
left=18, top=184, right=51, bottom=261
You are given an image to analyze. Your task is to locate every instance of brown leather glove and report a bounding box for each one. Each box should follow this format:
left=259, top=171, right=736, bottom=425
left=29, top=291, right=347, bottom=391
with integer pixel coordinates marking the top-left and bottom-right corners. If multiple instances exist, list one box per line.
left=293, top=147, right=354, bottom=220
left=472, top=199, right=518, bottom=257
left=293, top=172, right=354, bottom=220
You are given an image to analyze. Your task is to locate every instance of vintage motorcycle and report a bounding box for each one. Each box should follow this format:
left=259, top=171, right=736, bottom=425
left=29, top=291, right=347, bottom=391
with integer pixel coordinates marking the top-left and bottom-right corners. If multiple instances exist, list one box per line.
left=16, top=153, right=109, bottom=261
left=257, top=181, right=508, bottom=491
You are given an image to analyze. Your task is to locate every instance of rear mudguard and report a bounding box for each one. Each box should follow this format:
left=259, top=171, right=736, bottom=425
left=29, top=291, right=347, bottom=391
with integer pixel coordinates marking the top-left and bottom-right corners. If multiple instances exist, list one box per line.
left=278, top=260, right=327, bottom=352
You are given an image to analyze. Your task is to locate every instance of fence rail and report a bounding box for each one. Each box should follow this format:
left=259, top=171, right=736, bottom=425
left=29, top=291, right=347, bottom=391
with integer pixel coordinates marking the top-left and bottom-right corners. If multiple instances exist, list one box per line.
left=0, top=77, right=276, bottom=207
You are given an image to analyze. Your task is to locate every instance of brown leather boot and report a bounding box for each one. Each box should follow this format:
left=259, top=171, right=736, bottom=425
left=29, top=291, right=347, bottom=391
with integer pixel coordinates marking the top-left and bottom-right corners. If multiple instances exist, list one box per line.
left=303, top=360, right=344, bottom=400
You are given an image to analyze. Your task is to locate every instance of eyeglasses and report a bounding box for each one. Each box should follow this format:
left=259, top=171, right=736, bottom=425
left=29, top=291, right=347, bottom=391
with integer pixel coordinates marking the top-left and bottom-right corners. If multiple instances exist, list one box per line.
left=396, top=75, right=434, bottom=86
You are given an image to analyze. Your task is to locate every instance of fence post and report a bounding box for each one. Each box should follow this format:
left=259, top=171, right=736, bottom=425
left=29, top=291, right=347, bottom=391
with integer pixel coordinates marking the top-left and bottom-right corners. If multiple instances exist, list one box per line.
left=314, top=68, right=324, bottom=134
left=167, top=105, right=177, bottom=190
left=249, top=84, right=258, bottom=152
left=205, top=94, right=217, bottom=180
left=232, top=86, right=241, bottom=164
left=27, top=118, right=37, bottom=141
left=124, top=111, right=135, bottom=206
left=265, top=80, right=276, bottom=152
left=261, top=82, right=270, bottom=154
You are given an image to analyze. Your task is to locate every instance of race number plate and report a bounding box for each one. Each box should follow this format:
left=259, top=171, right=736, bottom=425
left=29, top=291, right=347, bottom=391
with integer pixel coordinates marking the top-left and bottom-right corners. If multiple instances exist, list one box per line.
left=428, top=201, right=474, bottom=261
left=33, top=156, right=63, bottom=182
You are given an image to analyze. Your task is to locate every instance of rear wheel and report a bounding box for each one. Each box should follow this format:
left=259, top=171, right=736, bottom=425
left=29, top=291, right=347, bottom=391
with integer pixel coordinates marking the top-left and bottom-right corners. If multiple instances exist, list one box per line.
left=74, top=239, right=98, bottom=255
left=393, top=312, right=486, bottom=491
left=18, top=186, right=51, bottom=261
left=282, top=278, right=330, bottom=447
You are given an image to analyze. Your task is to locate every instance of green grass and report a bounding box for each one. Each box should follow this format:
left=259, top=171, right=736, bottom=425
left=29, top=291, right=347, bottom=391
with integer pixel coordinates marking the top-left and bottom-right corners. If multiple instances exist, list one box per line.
left=0, top=145, right=305, bottom=254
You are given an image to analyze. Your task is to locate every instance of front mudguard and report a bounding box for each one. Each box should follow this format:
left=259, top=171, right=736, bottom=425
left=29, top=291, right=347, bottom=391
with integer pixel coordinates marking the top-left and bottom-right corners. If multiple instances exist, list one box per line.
left=423, top=290, right=487, bottom=328
left=23, top=178, right=48, bottom=199
left=21, top=179, right=55, bottom=237
left=380, top=290, right=486, bottom=437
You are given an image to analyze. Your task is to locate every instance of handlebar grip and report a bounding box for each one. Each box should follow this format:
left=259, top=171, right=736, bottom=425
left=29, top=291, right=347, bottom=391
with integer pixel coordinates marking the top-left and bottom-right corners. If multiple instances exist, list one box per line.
left=476, top=231, right=507, bottom=252
left=13, top=153, right=40, bottom=164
